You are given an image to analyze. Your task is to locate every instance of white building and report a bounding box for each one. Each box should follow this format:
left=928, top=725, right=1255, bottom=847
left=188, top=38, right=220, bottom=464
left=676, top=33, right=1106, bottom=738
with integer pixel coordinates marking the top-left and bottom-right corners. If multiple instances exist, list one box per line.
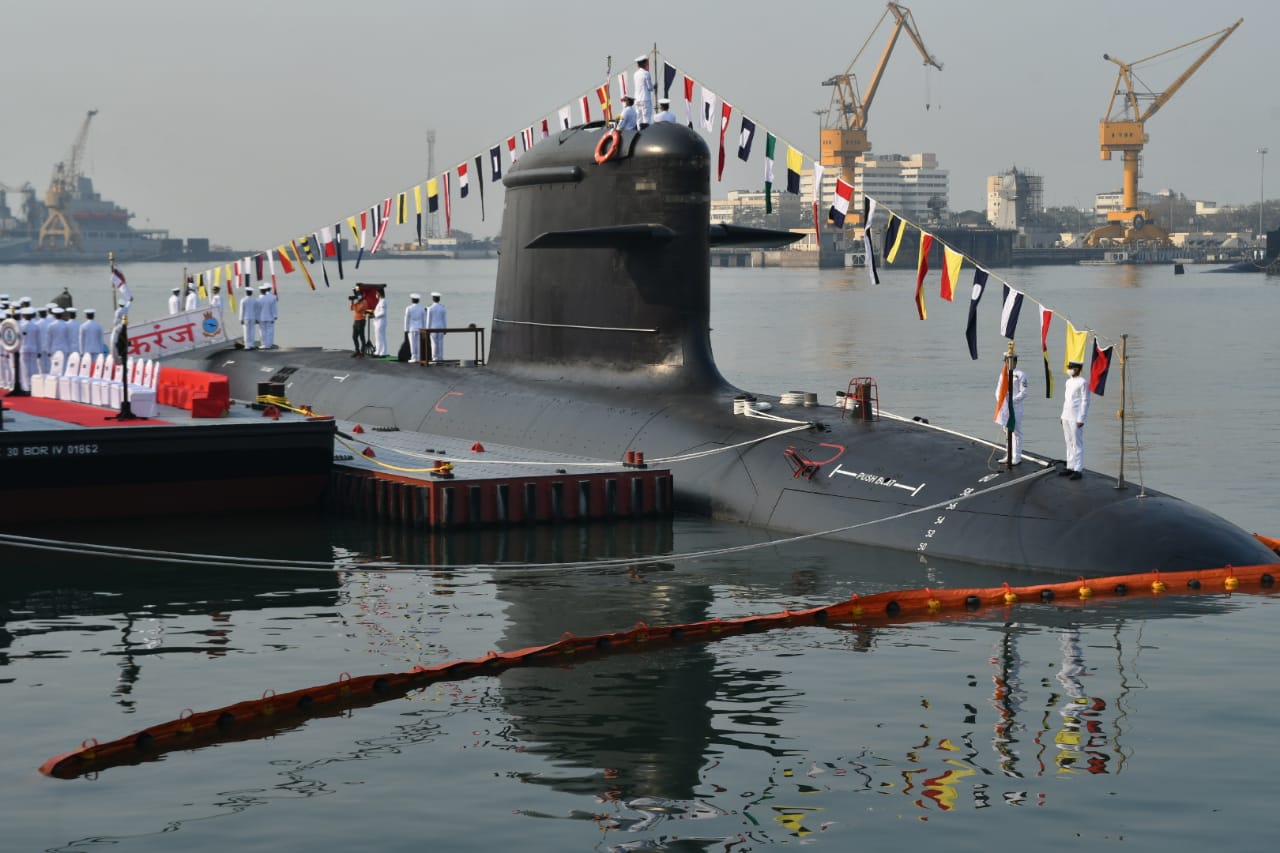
left=1094, top=188, right=1159, bottom=221
left=854, top=153, right=949, bottom=223
left=710, top=154, right=949, bottom=234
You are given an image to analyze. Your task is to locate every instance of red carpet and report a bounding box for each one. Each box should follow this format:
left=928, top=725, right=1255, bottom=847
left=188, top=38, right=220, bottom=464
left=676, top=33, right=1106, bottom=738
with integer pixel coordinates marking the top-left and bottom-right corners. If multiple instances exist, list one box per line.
left=2, top=392, right=172, bottom=427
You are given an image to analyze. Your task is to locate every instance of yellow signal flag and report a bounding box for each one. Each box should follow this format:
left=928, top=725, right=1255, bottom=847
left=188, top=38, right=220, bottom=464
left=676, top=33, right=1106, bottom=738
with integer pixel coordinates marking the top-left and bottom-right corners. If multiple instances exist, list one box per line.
left=1064, top=321, right=1088, bottom=371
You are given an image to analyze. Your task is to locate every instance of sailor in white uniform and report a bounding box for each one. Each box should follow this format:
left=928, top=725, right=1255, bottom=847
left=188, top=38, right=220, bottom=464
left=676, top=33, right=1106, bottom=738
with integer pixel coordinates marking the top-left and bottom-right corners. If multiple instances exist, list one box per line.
left=256, top=284, right=278, bottom=348
left=616, top=95, right=639, bottom=130
left=61, top=307, right=79, bottom=355
left=1060, top=361, right=1090, bottom=480
left=425, top=292, right=447, bottom=362
left=653, top=97, right=678, bottom=123
left=184, top=286, right=199, bottom=311
left=210, top=285, right=222, bottom=310
left=404, top=293, right=427, bottom=363
left=19, top=307, right=40, bottom=392
left=633, top=55, right=654, bottom=128
left=37, top=305, right=56, bottom=372
left=168, top=288, right=182, bottom=315
left=79, top=309, right=105, bottom=355
left=995, top=354, right=1028, bottom=464
left=46, top=306, right=72, bottom=364
left=238, top=287, right=258, bottom=350
left=372, top=290, right=388, bottom=356
left=0, top=308, right=11, bottom=390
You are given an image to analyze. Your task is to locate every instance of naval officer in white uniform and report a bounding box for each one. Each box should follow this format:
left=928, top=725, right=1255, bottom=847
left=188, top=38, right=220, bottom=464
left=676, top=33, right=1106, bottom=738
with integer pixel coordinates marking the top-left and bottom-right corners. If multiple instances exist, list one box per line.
left=633, top=55, right=654, bottom=128
left=372, top=290, right=389, bottom=356
left=18, top=307, right=40, bottom=392
left=994, top=354, right=1028, bottom=464
left=1060, top=360, right=1090, bottom=480
left=404, top=293, right=427, bottom=364
left=425, top=291, right=447, bottom=362
left=79, top=309, right=105, bottom=355
left=257, top=284, right=278, bottom=349
left=238, top=286, right=258, bottom=350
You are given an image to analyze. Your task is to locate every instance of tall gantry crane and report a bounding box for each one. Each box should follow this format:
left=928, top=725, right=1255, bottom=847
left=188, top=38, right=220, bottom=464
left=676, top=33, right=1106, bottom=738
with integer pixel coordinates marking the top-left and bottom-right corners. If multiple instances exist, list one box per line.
left=819, top=0, right=942, bottom=207
left=38, top=109, right=98, bottom=251
left=1085, top=19, right=1241, bottom=247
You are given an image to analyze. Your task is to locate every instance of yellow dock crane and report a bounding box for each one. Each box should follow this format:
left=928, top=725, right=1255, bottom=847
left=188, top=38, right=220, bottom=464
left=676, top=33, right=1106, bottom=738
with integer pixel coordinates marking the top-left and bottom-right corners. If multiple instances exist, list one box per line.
left=1085, top=19, right=1241, bottom=247
left=38, top=109, right=98, bottom=251
left=819, top=1, right=941, bottom=230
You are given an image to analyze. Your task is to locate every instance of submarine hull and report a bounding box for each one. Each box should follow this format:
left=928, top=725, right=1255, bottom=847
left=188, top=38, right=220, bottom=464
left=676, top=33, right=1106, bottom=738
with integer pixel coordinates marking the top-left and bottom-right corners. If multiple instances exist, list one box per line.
left=173, top=346, right=1275, bottom=577
left=169, top=122, right=1275, bottom=576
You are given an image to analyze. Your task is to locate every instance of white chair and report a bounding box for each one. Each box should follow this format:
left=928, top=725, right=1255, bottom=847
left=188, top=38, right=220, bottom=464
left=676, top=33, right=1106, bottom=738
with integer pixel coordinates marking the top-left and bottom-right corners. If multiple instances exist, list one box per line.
left=74, top=353, right=100, bottom=404
left=90, top=355, right=115, bottom=407
left=56, top=352, right=82, bottom=401
left=108, top=362, right=126, bottom=410
left=130, top=360, right=159, bottom=417
left=32, top=351, right=65, bottom=398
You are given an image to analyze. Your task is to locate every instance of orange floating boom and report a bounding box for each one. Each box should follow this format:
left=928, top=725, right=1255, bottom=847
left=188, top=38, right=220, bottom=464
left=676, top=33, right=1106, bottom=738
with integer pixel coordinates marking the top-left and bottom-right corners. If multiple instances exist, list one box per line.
left=40, top=559, right=1278, bottom=780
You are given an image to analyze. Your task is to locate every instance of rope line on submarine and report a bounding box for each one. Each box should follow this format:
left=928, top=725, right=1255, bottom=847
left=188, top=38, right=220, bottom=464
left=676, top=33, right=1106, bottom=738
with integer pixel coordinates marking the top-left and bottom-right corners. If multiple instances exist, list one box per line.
left=329, top=408, right=815, bottom=471
left=37, top=559, right=1280, bottom=780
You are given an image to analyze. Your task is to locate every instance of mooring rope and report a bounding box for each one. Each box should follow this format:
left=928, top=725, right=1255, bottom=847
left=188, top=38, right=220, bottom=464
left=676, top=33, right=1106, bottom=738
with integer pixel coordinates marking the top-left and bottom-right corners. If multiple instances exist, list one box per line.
left=0, top=466, right=1055, bottom=574
left=338, top=420, right=814, bottom=469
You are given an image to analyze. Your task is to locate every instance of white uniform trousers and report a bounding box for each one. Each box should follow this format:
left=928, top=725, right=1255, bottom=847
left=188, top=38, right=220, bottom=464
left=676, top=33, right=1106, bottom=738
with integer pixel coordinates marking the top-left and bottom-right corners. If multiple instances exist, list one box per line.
left=19, top=350, right=38, bottom=392
left=1062, top=418, right=1085, bottom=472
left=1005, top=405, right=1024, bottom=463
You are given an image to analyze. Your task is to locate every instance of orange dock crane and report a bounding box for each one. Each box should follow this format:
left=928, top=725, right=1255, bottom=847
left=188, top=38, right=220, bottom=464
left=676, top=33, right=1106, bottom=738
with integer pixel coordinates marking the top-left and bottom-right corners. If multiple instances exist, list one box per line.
left=819, top=2, right=941, bottom=230
left=1085, top=19, right=1241, bottom=247
left=38, top=109, right=98, bottom=251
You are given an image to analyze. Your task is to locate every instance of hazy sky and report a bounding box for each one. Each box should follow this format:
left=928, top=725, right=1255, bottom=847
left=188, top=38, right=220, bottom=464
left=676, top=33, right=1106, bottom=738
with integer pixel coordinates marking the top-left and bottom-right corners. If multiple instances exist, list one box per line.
left=3, top=0, right=1273, bottom=251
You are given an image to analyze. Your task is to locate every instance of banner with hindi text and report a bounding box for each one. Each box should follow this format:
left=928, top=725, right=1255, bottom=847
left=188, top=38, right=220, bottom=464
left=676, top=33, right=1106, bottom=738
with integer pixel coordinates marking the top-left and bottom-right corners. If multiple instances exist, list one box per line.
left=126, top=306, right=229, bottom=358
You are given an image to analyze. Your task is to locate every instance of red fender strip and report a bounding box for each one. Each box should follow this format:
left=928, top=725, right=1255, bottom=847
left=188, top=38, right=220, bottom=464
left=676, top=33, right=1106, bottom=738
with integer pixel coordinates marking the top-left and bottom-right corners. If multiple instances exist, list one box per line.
left=39, top=561, right=1279, bottom=779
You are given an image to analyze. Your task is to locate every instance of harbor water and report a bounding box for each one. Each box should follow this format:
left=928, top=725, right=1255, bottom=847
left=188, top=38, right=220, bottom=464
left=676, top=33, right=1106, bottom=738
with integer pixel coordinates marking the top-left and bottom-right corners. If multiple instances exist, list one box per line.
left=2, top=259, right=1277, bottom=851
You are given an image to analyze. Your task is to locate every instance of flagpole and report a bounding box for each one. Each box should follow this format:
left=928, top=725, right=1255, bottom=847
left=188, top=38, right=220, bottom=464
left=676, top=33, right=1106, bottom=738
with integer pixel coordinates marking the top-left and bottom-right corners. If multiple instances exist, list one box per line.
left=110, top=249, right=137, bottom=422
left=1004, top=341, right=1015, bottom=470
left=109, top=251, right=117, bottom=311
left=1115, top=334, right=1127, bottom=490
left=602, top=55, right=613, bottom=123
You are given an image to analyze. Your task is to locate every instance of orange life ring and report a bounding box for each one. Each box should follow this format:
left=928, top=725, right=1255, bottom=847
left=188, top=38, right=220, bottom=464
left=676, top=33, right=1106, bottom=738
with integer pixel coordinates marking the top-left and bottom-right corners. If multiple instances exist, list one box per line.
left=594, top=129, right=621, bottom=164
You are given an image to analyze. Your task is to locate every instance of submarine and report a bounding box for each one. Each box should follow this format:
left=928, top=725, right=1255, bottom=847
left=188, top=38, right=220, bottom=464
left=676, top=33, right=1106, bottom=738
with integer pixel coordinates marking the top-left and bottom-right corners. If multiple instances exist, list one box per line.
left=170, top=121, right=1276, bottom=577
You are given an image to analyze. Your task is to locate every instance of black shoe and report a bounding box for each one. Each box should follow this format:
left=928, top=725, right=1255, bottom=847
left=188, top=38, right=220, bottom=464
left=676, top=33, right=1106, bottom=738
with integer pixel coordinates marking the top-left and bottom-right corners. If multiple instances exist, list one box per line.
left=1058, top=467, right=1072, bottom=476
left=1069, top=471, right=1082, bottom=480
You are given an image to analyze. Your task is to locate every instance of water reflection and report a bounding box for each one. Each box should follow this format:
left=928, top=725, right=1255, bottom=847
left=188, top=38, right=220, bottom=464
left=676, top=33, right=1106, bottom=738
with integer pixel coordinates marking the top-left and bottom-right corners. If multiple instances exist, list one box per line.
left=12, top=510, right=1262, bottom=851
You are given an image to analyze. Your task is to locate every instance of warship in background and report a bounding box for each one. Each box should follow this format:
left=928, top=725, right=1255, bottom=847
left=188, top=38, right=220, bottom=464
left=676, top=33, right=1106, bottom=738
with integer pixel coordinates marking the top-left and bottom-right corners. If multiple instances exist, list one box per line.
left=0, top=110, right=233, bottom=265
